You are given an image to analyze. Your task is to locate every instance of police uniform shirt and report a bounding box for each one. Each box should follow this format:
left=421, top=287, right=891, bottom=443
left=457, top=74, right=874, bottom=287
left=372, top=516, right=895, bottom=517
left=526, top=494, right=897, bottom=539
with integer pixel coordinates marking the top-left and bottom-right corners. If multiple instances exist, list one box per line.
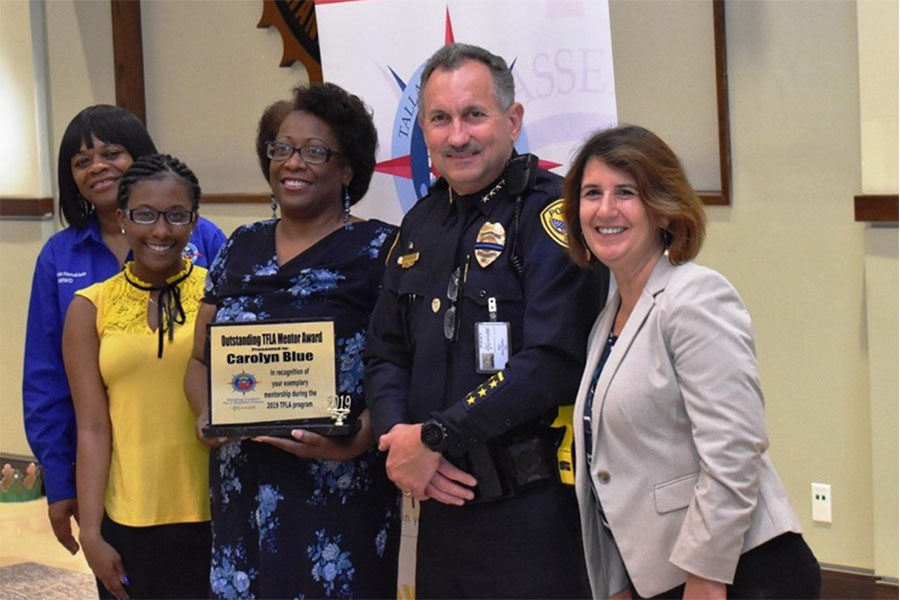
left=365, top=156, right=606, bottom=457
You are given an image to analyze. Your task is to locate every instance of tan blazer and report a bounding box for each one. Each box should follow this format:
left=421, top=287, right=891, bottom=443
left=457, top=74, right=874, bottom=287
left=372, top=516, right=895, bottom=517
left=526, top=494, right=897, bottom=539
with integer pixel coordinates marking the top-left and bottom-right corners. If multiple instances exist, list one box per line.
left=573, top=258, right=802, bottom=598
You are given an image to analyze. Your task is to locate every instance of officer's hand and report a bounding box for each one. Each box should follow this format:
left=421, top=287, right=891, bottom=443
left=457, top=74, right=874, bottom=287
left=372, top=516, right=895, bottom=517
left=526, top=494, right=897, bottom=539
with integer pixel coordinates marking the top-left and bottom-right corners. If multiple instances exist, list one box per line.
left=379, top=423, right=439, bottom=500
left=48, top=497, right=80, bottom=554
left=424, top=457, right=477, bottom=506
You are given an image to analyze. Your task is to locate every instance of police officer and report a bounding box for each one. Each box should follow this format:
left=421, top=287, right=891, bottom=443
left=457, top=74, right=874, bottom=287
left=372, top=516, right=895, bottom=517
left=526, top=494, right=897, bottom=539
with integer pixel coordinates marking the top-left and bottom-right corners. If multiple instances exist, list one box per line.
left=365, top=43, right=607, bottom=599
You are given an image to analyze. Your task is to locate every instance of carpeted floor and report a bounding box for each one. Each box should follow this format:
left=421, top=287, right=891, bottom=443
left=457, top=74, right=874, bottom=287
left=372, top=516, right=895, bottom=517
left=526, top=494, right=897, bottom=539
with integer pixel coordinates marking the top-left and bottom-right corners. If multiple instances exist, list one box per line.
left=0, top=561, right=95, bottom=600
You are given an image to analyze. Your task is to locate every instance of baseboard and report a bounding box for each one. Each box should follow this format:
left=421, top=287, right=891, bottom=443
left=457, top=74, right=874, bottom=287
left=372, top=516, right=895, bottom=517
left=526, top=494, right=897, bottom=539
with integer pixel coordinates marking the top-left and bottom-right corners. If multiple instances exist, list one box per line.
left=878, top=580, right=900, bottom=600
left=822, top=566, right=899, bottom=599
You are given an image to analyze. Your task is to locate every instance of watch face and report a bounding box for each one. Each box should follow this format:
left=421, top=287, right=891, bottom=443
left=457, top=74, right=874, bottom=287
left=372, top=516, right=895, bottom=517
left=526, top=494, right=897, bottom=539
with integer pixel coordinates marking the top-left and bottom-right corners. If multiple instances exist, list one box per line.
left=422, top=422, right=444, bottom=448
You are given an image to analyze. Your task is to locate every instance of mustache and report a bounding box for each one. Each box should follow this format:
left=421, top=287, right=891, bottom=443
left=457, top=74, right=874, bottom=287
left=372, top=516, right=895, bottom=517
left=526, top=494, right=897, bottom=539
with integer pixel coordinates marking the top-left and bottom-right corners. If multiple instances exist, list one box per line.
left=442, top=144, right=482, bottom=157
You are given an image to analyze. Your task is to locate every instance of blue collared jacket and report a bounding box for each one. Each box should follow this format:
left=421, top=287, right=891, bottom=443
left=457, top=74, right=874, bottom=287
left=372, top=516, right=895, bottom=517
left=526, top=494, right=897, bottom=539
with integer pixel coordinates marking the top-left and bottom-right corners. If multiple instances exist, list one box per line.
left=22, top=214, right=226, bottom=503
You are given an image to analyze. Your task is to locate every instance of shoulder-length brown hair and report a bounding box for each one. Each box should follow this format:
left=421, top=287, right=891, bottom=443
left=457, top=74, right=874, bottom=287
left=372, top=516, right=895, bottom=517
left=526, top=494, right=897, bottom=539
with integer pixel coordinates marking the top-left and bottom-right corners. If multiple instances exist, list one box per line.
left=563, top=125, right=706, bottom=267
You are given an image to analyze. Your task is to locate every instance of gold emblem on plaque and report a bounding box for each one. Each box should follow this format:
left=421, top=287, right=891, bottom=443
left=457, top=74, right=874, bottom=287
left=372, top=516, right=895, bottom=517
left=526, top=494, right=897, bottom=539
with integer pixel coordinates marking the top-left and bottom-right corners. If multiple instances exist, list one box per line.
left=474, top=222, right=506, bottom=268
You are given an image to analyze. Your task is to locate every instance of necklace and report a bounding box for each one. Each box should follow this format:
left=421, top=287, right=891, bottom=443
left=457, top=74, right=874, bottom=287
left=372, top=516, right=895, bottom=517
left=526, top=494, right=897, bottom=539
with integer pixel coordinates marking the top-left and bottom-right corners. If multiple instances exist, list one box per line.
left=124, top=263, right=193, bottom=358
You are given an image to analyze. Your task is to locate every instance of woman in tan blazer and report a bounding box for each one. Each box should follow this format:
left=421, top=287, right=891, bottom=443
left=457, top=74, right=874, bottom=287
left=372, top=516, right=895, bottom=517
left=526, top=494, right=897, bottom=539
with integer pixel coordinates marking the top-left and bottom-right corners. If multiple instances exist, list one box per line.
left=562, top=125, right=820, bottom=599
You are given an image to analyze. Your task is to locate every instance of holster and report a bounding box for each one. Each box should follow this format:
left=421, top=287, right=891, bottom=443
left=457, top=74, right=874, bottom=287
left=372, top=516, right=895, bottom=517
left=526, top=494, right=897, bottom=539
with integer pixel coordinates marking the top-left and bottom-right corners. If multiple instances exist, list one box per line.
left=454, top=426, right=563, bottom=504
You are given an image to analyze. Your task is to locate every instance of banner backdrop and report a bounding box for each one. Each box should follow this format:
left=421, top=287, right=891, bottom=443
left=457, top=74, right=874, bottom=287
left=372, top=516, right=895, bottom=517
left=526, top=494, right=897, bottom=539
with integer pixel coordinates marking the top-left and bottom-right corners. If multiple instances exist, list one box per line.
left=315, top=2, right=616, bottom=597
left=316, top=0, right=617, bottom=227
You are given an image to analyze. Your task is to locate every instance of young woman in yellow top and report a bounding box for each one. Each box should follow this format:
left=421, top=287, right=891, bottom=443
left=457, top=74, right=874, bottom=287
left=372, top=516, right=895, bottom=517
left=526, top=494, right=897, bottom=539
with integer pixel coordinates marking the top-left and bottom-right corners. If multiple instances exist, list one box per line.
left=64, top=154, right=211, bottom=600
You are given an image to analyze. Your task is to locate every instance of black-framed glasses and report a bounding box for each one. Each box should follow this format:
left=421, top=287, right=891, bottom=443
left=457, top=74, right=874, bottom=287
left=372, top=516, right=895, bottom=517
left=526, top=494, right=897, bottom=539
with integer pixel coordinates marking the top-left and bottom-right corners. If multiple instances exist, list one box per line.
left=443, top=266, right=462, bottom=341
left=128, top=208, right=195, bottom=226
left=265, top=141, right=339, bottom=164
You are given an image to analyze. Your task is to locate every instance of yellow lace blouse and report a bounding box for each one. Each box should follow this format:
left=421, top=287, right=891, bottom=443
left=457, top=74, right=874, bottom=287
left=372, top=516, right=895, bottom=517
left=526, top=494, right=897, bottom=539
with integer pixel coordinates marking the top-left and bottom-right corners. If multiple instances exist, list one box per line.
left=75, top=262, right=210, bottom=526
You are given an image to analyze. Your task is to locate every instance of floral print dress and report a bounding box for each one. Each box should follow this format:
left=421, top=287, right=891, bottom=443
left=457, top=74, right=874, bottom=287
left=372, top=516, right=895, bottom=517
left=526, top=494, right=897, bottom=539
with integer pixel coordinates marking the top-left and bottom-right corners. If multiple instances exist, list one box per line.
left=204, top=219, right=401, bottom=600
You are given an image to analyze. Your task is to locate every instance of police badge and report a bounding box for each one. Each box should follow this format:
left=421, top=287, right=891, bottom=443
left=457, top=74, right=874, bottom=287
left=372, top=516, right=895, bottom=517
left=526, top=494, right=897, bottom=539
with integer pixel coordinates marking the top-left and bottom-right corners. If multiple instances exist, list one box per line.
left=474, top=222, right=506, bottom=268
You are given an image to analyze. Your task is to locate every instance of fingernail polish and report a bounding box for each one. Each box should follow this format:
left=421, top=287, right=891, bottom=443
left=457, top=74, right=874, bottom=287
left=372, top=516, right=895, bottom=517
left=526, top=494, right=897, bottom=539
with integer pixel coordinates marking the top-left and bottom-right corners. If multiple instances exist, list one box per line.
left=122, top=576, right=130, bottom=586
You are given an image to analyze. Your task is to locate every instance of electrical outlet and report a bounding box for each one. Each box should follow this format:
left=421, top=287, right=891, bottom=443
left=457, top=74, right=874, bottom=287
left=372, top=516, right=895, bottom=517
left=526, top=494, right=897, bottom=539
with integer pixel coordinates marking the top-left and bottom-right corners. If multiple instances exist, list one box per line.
left=811, top=483, right=832, bottom=523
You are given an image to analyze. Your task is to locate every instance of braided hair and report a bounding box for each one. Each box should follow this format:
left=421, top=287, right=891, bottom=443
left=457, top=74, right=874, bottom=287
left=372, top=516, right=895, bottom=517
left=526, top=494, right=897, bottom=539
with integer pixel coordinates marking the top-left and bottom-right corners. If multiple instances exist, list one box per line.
left=117, top=153, right=202, bottom=210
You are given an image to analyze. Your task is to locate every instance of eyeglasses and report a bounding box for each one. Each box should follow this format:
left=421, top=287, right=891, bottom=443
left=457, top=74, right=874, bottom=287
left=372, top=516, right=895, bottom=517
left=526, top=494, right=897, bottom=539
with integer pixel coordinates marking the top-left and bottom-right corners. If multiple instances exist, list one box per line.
left=127, top=208, right=195, bottom=226
left=265, top=141, right=339, bottom=164
left=443, top=266, right=463, bottom=341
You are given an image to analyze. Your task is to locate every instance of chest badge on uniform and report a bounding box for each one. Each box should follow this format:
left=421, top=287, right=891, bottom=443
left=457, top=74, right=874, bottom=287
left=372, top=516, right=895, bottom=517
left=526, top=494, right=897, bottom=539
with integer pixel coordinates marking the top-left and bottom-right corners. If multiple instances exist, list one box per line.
left=397, top=252, right=420, bottom=269
left=540, top=199, right=569, bottom=249
left=474, top=222, right=506, bottom=268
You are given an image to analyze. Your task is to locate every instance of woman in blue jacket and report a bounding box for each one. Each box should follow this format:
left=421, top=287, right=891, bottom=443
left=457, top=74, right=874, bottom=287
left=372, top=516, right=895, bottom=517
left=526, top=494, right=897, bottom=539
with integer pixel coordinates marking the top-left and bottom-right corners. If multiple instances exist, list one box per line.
left=23, top=105, right=225, bottom=555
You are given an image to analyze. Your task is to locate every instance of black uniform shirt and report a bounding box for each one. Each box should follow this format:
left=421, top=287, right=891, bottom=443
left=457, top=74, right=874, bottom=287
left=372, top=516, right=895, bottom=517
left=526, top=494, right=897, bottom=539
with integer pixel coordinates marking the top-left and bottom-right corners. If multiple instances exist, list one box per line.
left=365, top=156, right=607, bottom=457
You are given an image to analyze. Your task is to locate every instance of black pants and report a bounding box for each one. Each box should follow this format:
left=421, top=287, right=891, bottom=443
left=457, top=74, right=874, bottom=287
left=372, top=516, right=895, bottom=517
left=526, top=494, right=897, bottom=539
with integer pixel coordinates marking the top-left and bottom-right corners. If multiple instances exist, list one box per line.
left=645, top=532, right=821, bottom=599
left=416, top=483, right=591, bottom=599
left=97, top=514, right=211, bottom=600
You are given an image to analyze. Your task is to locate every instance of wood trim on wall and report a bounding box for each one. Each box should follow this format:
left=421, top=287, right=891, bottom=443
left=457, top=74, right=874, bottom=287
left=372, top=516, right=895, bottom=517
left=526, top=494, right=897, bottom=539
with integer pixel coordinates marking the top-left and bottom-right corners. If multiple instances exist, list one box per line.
left=821, top=567, right=899, bottom=599
left=693, top=0, right=731, bottom=207
left=705, top=0, right=732, bottom=207
left=201, top=194, right=269, bottom=204
left=111, top=0, right=146, bottom=124
left=0, top=197, right=54, bottom=219
left=854, top=194, right=899, bottom=223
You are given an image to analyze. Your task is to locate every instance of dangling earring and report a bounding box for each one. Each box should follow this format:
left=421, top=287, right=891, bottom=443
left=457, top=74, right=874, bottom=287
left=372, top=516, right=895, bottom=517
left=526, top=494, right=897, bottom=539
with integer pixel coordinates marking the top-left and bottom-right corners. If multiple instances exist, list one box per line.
left=270, top=193, right=278, bottom=219
left=661, top=229, right=672, bottom=258
left=121, top=227, right=126, bottom=235
left=77, top=192, right=91, bottom=220
left=342, top=186, right=351, bottom=224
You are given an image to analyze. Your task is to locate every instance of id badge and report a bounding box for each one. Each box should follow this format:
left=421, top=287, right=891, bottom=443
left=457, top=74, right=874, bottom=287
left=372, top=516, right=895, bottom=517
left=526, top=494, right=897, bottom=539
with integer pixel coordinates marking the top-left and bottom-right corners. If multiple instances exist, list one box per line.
left=475, top=321, right=510, bottom=373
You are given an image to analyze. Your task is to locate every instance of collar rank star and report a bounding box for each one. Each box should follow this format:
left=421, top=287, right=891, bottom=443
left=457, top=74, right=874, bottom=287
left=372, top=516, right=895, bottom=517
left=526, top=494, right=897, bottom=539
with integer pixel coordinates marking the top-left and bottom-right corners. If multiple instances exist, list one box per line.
left=481, top=179, right=505, bottom=203
left=474, top=222, right=505, bottom=268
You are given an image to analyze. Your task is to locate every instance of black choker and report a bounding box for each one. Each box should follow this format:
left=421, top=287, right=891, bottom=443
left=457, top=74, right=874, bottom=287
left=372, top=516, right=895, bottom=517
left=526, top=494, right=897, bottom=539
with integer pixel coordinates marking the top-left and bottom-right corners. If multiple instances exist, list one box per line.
left=123, top=263, right=193, bottom=358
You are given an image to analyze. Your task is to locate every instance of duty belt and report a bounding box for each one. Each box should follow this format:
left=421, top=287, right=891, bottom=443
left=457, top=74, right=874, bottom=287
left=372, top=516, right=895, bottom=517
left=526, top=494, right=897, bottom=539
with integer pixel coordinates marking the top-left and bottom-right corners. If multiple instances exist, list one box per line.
left=455, top=427, right=563, bottom=504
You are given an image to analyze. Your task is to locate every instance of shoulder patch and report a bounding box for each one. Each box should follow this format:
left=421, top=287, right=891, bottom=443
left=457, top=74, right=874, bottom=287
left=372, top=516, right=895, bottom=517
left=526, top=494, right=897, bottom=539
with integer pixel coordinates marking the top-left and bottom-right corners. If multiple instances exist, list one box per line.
left=539, top=198, right=569, bottom=249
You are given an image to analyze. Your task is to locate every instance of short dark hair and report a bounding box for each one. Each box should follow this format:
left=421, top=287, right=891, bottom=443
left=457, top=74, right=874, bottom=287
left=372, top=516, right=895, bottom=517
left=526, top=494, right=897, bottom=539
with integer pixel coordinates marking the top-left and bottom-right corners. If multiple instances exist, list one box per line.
left=255, top=83, right=378, bottom=206
left=563, top=125, right=706, bottom=266
left=58, top=105, right=157, bottom=227
left=417, top=43, right=515, bottom=115
left=117, top=154, right=202, bottom=211
left=255, top=100, right=295, bottom=182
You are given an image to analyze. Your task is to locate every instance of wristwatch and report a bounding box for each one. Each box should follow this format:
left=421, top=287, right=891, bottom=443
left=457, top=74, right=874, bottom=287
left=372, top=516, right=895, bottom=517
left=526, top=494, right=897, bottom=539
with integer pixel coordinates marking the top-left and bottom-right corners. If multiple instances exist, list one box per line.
left=420, top=419, right=448, bottom=453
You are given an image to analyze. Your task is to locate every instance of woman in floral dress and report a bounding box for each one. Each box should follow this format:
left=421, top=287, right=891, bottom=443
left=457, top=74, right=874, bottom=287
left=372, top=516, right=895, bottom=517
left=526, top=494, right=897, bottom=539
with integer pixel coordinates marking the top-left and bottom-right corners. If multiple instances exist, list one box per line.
left=185, top=84, right=401, bottom=599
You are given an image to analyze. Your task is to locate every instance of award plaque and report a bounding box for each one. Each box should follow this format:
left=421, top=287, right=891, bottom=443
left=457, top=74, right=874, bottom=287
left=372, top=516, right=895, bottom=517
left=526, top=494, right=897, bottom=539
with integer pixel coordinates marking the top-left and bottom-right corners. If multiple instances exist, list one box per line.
left=202, top=319, right=359, bottom=438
